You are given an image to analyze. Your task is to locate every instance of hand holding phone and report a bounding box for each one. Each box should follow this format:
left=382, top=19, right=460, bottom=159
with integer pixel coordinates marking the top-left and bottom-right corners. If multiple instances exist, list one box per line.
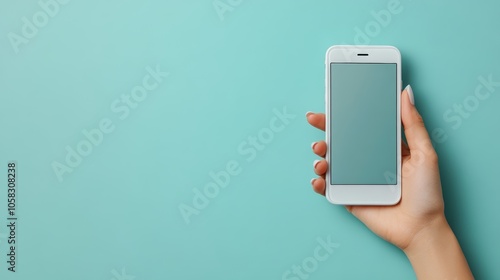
left=307, top=50, right=473, bottom=277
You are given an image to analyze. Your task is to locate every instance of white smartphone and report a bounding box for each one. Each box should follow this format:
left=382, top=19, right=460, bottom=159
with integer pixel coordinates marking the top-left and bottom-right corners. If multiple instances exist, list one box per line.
left=325, top=45, right=401, bottom=205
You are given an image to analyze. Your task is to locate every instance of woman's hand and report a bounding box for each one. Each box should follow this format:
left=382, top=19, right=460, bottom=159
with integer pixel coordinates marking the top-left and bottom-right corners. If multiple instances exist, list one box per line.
left=308, top=85, right=473, bottom=279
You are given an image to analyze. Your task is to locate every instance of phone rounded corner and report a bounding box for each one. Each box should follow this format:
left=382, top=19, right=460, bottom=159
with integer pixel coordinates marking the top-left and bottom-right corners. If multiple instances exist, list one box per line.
left=326, top=45, right=340, bottom=53
left=388, top=187, right=402, bottom=205
left=325, top=186, right=338, bottom=204
left=386, top=46, right=401, bottom=59
left=325, top=45, right=339, bottom=61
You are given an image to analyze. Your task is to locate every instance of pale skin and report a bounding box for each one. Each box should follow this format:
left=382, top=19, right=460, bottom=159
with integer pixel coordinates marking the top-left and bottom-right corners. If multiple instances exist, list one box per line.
left=307, top=85, right=474, bottom=279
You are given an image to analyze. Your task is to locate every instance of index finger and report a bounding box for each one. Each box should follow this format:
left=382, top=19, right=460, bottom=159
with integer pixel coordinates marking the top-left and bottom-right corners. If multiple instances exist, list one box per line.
left=306, top=112, right=326, bottom=131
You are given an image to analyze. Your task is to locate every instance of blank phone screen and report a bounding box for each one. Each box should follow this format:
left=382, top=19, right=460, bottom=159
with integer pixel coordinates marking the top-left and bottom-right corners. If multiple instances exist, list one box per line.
left=330, top=63, right=397, bottom=185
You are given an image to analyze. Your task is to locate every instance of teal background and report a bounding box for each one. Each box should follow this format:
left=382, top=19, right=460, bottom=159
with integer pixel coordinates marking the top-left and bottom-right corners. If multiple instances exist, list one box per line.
left=330, top=63, right=397, bottom=184
left=1, top=0, right=499, bottom=279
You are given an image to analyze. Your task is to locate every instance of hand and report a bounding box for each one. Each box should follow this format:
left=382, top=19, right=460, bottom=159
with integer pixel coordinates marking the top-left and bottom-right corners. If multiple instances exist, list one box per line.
left=308, top=85, right=443, bottom=249
left=308, top=85, right=473, bottom=279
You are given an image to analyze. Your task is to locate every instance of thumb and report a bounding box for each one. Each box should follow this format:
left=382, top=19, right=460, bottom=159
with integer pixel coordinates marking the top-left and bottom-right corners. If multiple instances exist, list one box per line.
left=401, top=85, right=434, bottom=153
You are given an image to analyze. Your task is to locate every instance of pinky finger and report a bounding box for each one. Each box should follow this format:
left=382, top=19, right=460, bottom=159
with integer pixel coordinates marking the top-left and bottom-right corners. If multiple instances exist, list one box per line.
left=311, top=177, right=326, bottom=196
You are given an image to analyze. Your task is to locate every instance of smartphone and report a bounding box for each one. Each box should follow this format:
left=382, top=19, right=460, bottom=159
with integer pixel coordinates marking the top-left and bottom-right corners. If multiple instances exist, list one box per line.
left=325, top=45, right=401, bottom=205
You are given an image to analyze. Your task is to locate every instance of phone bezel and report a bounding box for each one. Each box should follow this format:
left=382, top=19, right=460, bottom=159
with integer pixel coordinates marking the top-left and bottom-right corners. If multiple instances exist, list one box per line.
left=325, top=45, right=402, bottom=205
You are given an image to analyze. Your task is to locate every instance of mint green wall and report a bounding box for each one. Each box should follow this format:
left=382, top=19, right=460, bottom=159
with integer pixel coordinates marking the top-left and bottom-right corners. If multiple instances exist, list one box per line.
left=1, top=1, right=498, bottom=279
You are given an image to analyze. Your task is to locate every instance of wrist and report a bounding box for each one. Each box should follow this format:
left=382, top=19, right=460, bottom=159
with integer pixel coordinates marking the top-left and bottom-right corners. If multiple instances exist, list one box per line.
left=403, top=214, right=451, bottom=257
left=403, top=215, right=474, bottom=279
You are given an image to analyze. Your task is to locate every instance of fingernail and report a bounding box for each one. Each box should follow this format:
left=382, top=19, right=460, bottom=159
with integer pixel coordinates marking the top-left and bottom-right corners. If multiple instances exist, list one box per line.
left=313, top=160, right=320, bottom=168
left=311, top=142, right=317, bottom=150
left=306, top=111, right=313, bottom=117
left=310, top=178, right=316, bottom=185
left=405, top=85, right=415, bottom=105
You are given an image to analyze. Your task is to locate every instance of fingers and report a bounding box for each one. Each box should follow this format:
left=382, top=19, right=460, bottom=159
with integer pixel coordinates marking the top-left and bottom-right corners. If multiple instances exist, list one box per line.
left=311, top=160, right=327, bottom=195
left=308, top=112, right=327, bottom=196
left=401, top=85, right=435, bottom=156
left=311, top=177, right=326, bottom=195
left=313, top=159, right=328, bottom=175
left=312, top=141, right=327, bottom=157
left=306, top=112, right=326, bottom=131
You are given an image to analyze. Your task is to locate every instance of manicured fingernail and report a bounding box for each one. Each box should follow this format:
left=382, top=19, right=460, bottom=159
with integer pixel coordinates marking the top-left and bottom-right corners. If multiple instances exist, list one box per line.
left=306, top=111, right=314, bottom=117
left=310, top=178, right=316, bottom=185
left=311, top=142, right=317, bottom=150
left=313, top=160, right=320, bottom=168
left=405, top=85, right=414, bottom=105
